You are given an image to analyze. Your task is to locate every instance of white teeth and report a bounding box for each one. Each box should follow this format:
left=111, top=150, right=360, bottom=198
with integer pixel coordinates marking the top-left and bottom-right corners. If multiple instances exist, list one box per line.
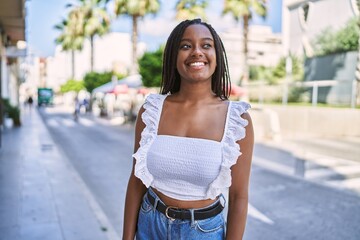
left=189, top=62, right=205, bottom=66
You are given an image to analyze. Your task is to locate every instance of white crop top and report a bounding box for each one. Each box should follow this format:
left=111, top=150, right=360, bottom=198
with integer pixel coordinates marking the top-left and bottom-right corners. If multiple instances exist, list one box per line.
left=132, top=94, right=250, bottom=200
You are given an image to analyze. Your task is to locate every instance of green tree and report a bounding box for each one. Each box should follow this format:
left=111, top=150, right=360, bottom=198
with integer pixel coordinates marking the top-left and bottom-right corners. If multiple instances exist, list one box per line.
left=67, top=0, right=111, bottom=72
left=83, top=71, right=114, bottom=93
left=223, top=0, right=267, bottom=86
left=138, top=47, right=163, bottom=87
left=54, top=9, right=85, bottom=78
left=175, top=0, right=208, bottom=20
left=60, top=79, right=85, bottom=93
left=114, top=0, right=160, bottom=74
left=313, top=17, right=359, bottom=56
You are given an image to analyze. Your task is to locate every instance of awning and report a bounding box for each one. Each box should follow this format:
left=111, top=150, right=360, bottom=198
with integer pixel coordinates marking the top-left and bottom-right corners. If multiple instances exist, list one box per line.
left=6, top=46, right=26, bottom=57
left=92, top=74, right=143, bottom=94
left=0, top=0, right=26, bottom=45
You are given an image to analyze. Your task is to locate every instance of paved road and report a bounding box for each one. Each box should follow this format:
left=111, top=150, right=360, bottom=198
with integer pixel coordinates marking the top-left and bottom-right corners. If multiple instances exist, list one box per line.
left=41, top=107, right=134, bottom=235
left=40, top=106, right=360, bottom=239
left=255, top=138, right=360, bottom=193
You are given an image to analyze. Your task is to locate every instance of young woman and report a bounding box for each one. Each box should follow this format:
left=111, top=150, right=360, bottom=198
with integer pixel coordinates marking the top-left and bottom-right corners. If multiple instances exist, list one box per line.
left=123, top=19, right=254, bottom=240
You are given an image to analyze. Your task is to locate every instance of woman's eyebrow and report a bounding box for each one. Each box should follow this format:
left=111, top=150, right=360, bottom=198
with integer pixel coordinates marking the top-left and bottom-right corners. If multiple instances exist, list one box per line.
left=180, top=37, right=214, bottom=42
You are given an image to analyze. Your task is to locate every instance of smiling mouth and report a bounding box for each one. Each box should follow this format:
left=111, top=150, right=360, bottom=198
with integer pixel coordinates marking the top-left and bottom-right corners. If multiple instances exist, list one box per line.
left=188, top=62, right=205, bottom=67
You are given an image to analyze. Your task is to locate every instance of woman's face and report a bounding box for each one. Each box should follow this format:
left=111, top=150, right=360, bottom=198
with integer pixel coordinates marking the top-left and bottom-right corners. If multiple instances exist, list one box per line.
left=176, top=24, right=217, bottom=83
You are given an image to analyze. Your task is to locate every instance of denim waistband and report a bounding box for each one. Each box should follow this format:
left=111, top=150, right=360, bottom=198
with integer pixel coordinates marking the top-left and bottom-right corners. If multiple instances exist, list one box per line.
left=146, top=187, right=225, bottom=222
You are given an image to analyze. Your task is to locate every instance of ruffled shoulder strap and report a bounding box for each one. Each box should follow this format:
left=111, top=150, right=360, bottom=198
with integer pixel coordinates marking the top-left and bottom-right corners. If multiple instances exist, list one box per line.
left=206, top=101, right=251, bottom=199
left=132, top=93, right=167, bottom=188
left=224, top=101, right=251, bottom=143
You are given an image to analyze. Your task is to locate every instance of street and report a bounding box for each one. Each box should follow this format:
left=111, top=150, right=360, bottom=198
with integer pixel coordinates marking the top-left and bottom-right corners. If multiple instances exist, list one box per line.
left=39, top=106, right=360, bottom=240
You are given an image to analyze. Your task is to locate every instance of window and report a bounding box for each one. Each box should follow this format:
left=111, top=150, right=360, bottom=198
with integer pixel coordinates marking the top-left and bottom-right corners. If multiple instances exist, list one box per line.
left=299, top=2, right=312, bottom=30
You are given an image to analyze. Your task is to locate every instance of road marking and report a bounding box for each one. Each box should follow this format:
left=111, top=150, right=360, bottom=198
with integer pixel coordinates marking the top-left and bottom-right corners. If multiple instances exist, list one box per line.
left=328, top=177, right=360, bottom=190
left=79, top=118, right=95, bottom=126
left=253, top=152, right=360, bottom=193
left=253, top=156, right=293, bottom=175
left=304, top=152, right=357, bottom=167
left=248, top=203, right=274, bottom=225
left=62, top=118, right=76, bottom=127
left=47, top=118, right=59, bottom=128
left=306, top=165, right=360, bottom=179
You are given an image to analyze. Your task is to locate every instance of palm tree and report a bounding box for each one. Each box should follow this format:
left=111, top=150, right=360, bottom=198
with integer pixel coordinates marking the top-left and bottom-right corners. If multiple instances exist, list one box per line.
left=55, top=9, right=85, bottom=79
left=114, top=0, right=160, bottom=74
left=175, top=0, right=208, bottom=21
left=223, top=0, right=267, bottom=86
left=67, top=0, right=111, bottom=72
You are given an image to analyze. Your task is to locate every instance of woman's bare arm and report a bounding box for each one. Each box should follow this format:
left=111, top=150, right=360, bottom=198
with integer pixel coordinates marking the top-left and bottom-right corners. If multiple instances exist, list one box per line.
left=122, top=106, right=147, bottom=240
left=226, top=112, right=254, bottom=240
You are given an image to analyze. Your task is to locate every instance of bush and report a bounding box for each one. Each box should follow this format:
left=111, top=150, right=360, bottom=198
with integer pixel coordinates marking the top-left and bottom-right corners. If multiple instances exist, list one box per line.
left=288, top=86, right=309, bottom=103
left=313, top=17, right=359, bottom=56
left=2, top=98, right=21, bottom=126
left=272, top=54, right=304, bottom=82
left=249, top=54, right=304, bottom=85
left=250, top=65, right=276, bottom=84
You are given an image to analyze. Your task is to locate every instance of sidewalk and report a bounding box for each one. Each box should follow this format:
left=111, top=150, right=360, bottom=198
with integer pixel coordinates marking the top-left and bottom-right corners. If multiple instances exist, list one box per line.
left=0, top=107, right=119, bottom=240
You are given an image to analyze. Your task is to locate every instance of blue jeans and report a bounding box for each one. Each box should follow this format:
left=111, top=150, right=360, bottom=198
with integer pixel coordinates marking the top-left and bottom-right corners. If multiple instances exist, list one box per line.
left=136, top=188, right=226, bottom=240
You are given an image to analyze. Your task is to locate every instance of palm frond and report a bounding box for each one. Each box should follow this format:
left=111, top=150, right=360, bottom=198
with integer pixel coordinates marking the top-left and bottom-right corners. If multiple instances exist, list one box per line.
left=175, top=0, right=208, bottom=20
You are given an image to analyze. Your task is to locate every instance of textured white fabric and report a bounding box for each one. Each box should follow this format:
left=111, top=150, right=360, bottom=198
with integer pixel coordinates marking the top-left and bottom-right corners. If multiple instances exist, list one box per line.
left=132, top=93, right=250, bottom=200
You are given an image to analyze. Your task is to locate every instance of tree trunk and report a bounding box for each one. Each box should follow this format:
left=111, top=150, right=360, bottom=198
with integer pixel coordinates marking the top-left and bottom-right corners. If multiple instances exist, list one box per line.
left=90, top=35, right=94, bottom=72
left=355, top=1, right=360, bottom=106
left=131, top=15, right=138, bottom=74
left=241, top=15, right=249, bottom=87
left=239, top=15, right=250, bottom=101
left=355, top=21, right=360, bottom=107
left=71, top=50, right=75, bottom=79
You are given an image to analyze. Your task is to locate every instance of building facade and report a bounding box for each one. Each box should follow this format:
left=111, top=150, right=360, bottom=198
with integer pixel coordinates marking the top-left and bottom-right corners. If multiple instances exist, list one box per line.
left=282, top=0, right=359, bottom=105
left=220, top=25, right=283, bottom=84
left=44, top=32, right=146, bottom=92
left=282, top=0, right=358, bottom=57
left=0, top=0, right=26, bottom=107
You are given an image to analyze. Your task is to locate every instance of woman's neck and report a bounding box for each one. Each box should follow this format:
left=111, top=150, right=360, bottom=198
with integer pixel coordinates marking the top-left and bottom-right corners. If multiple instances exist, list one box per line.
left=175, top=82, right=216, bottom=103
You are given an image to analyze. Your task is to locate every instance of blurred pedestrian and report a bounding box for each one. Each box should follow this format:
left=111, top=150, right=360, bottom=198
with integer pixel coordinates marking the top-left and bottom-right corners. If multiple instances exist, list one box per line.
left=122, top=19, right=254, bottom=240
left=74, top=97, right=80, bottom=121
left=27, top=96, right=33, bottom=109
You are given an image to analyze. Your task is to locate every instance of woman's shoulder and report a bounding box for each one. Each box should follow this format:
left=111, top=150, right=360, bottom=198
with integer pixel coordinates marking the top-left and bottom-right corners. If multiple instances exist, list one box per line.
left=226, top=100, right=252, bottom=128
left=137, top=93, right=167, bottom=116
left=144, top=93, right=167, bottom=103
left=230, top=100, right=251, bottom=114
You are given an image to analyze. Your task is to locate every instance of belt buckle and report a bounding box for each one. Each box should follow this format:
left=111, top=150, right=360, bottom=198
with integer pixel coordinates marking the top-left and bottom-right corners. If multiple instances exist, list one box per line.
left=165, top=206, right=178, bottom=221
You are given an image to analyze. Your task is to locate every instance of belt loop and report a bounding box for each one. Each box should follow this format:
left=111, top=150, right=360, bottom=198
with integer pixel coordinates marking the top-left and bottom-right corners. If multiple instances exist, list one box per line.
left=154, top=198, right=159, bottom=211
left=190, top=209, right=196, bottom=227
left=220, top=194, right=226, bottom=207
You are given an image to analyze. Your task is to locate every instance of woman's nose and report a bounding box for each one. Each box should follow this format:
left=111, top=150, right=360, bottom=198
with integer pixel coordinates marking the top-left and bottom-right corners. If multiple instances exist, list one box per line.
left=191, top=46, right=203, bottom=57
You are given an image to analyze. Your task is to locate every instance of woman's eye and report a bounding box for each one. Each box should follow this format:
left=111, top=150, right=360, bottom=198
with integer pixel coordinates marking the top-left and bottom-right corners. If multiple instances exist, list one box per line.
left=180, top=44, right=191, bottom=50
left=203, top=43, right=212, bottom=49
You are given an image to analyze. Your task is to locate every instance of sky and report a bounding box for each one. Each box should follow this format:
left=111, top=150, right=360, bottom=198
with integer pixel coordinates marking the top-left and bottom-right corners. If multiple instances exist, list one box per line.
left=26, top=0, right=282, bottom=57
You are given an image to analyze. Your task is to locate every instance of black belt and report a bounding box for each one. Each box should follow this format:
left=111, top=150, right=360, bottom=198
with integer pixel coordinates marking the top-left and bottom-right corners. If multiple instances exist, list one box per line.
left=146, top=191, right=224, bottom=221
